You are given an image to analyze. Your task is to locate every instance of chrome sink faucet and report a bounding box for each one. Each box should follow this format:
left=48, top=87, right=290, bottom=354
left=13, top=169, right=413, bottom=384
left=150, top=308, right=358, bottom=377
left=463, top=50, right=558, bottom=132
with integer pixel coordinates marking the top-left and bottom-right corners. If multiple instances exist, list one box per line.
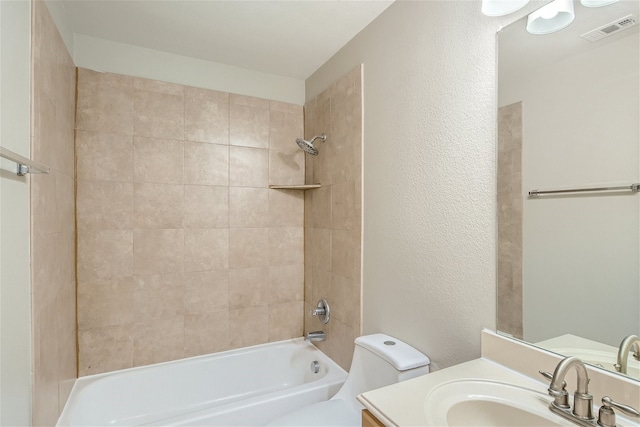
left=614, top=334, right=640, bottom=375
left=541, top=356, right=640, bottom=427
left=547, top=356, right=594, bottom=421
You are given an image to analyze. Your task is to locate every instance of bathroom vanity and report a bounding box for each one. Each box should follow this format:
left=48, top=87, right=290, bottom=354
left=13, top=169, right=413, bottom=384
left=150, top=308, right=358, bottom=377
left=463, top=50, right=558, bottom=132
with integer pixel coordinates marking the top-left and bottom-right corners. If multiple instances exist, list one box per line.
left=358, top=330, right=640, bottom=426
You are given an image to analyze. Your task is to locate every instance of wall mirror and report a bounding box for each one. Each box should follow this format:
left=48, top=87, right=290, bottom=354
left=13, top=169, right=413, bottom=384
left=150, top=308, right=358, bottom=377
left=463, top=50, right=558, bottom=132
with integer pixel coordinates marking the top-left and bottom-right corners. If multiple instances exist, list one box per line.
left=497, top=0, right=639, bottom=381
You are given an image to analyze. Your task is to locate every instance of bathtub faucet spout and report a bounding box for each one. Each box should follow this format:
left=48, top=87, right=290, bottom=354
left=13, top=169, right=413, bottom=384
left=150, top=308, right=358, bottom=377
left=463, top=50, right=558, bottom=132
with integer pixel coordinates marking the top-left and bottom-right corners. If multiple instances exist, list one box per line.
left=305, top=331, right=326, bottom=342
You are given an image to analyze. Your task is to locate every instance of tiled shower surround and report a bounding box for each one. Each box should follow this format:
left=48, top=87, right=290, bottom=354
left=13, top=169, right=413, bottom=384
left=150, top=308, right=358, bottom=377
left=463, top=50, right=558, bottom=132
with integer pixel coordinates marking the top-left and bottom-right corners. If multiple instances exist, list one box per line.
left=304, top=65, right=363, bottom=370
left=75, top=69, right=306, bottom=375
left=31, top=1, right=77, bottom=424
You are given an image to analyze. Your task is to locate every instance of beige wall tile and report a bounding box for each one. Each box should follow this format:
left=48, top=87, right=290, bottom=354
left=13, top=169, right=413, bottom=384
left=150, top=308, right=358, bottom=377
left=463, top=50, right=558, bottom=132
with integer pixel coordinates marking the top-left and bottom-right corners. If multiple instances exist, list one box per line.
left=230, top=103, right=269, bottom=148
left=229, top=187, right=269, bottom=227
left=56, top=172, right=76, bottom=233
left=229, top=228, right=269, bottom=269
left=133, top=137, right=184, bottom=184
left=133, top=89, right=184, bottom=139
left=133, top=76, right=184, bottom=95
left=78, top=68, right=134, bottom=89
left=327, top=319, right=356, bottom=371
left=77, top=230, right=133, bottom=282
left=184, top=141, right=229, bottom=186
left=269, top=149, right=305, bottom=186
left=229, top=146, right=268, bottom=187
left=76, top=73, right=133, bottom=135
left=185, top=312, right=230, bottom=357
left=78, top=278, right=135, bottom=330
left=184, top=270, right=229, bottom=315
left=303, top=66, right=362, bottom=367
left=32, top=7, right=77, bottom=419
left=133, top=229, right=184, bottom=276
left=31, top=378, right=59, bottom=426
left=78, top=324, right=134, bottom=376
left=304, top=263, right=313, bottom=305
left=185, top=86, right=229, bottom=103
left=270, top=100, right=303, bottom=115
left=134, top=274, right=185, bottom=323
left=77, top=181, right=133, bottom=230
left=32, top=92, right=57, bottom=167
left=229, top=307, right=269, bottom=348
left=184, top=185, right=229, bottom=229
left=57, top=331, right=77, bottom=413
left=269, top=227, right=304, bottom=266
left=75, top=70, right=309, bottom=374
left=185, top=96, right=229, bottom=145
left=310, top=267, right=331, bottom=305
left=268, top=189, right=304, bottom=227
left=269, top=108, right=303, bottom=153
left=76, top=131, right=133, bottom=182
left=184, top=229, right=229, bottom=271
left=269, top=265, right=304, bottom=304
left=331, top=228, right=358, bottom=279
left=133, top=316, right=185, bottom=366
left=57, top=231, right=77, bottom=292
left=31, top=172, right=59, bottom=234
left=229, top=267, right=269, bottom=309
left=331, top=181, right=356, bottom=230
left=230, top=93, right=269, bottom=109
left=133, top=183, right=184, bottom=229
left=330, top=273, right=361, bottom=330
left=308, top=185, right=332, bottom=228
left=269, top=301, right=303, bottom=342
left=305, top=227, right=331, bottom=270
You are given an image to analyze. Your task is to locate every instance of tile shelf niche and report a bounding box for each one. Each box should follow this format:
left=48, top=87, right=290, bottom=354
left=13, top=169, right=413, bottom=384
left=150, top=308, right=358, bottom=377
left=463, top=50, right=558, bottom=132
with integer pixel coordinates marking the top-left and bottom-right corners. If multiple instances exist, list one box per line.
left=268, top=184, right=321, bottom=190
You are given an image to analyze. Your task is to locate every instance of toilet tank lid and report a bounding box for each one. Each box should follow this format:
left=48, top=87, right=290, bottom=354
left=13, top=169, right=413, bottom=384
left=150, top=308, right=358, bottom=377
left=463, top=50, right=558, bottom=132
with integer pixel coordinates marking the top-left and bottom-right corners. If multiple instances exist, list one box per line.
left=354, top=334, right=430, bottom=371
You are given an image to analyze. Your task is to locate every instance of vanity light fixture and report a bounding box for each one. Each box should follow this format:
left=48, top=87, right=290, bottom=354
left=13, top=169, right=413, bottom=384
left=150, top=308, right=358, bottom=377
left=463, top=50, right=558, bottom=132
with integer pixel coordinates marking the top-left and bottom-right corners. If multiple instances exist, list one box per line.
left=481, top=0, right=530, bottom=16
left=580, top=0, right=618, bottom=7
left=526, top=0, right=575, bottom=35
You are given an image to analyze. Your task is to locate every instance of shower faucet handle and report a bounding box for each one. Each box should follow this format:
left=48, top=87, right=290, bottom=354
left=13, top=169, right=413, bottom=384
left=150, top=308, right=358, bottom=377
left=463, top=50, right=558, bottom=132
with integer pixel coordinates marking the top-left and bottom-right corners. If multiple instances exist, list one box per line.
left=310, top=298, right=330, bottom=324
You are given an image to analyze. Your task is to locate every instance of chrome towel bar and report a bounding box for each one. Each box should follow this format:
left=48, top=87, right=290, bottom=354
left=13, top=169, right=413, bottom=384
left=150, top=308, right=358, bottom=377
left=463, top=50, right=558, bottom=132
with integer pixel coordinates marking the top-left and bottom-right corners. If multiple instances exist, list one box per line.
left=0, top=146, right=50, bottom=176
left=529, top=183, right=639, bottom=197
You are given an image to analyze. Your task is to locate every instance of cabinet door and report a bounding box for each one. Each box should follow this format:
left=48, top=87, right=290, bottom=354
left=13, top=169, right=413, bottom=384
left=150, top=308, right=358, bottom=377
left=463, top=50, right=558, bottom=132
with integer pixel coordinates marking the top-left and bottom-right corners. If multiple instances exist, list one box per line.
left=362, top=409, right=385, bottom=427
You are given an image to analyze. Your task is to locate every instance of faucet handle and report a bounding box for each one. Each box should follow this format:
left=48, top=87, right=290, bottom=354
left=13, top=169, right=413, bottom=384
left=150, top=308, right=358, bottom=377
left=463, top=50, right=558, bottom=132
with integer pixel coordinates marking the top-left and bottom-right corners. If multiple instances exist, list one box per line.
left=598, top=396, right=640, bottom=427
left=539, top=371, right=569, bottom=409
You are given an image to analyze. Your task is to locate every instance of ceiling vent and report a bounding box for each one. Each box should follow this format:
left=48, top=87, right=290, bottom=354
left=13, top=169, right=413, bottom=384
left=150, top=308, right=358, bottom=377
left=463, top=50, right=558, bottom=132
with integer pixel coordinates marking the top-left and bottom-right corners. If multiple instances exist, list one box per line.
left=580, top=14, right=638, bottom=42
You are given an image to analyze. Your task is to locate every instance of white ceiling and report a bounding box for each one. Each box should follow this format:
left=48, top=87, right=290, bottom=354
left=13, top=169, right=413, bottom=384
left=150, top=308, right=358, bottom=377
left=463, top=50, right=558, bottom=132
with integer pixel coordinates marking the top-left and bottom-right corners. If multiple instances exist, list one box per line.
left=59, top=0, right=394, bottom=80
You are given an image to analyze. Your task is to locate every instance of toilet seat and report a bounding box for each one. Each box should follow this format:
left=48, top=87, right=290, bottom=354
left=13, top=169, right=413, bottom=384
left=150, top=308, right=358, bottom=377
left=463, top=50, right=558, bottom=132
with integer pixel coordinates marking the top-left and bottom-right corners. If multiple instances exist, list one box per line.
left=266, top=399, right=360, bottom=427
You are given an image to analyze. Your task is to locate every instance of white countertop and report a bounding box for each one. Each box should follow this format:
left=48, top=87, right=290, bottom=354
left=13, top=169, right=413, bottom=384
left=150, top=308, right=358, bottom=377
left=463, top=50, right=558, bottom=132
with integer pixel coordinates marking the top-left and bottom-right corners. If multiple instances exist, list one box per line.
left=357, top=358, right=553, bottom=426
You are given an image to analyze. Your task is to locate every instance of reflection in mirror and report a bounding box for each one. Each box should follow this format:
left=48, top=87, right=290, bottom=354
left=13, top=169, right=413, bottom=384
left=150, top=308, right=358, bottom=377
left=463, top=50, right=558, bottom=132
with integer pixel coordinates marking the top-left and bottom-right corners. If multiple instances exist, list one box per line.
left=496, top=0, right=639, bottom=381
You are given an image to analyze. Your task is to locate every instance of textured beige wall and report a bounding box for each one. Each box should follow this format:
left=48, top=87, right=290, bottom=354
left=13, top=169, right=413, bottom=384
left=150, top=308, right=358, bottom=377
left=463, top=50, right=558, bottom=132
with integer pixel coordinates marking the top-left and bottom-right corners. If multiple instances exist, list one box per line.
left=303, top=65, right=362, bottom=370
left=75, top=69, right=305, bottom=375
left=496, top=102, right=523, bottom=340
left=30, top=0, right=78, bottom=424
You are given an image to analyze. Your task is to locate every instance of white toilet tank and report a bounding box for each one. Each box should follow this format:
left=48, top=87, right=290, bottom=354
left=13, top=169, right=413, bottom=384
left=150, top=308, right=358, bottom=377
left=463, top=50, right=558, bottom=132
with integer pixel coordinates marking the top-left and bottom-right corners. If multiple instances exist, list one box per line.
left=331, top=333, right=430, bottom=403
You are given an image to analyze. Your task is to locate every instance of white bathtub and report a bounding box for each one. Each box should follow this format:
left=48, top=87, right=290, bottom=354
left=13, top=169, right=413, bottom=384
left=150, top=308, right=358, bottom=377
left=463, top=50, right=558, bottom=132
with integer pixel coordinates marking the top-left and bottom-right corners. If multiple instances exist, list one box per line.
left=58, top=338, right=347, bottom=426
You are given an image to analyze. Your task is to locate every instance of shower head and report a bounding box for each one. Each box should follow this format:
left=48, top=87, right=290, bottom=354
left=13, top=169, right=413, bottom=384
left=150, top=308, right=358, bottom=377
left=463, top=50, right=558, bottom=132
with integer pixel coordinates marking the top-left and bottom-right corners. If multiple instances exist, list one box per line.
left=296, top=134, right=326, bottom=156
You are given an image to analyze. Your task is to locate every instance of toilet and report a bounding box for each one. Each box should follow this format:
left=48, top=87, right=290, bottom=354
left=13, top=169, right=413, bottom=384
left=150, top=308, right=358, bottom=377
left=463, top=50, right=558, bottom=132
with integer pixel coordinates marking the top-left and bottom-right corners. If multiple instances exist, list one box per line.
left=267, top=333, right=430, bottom=426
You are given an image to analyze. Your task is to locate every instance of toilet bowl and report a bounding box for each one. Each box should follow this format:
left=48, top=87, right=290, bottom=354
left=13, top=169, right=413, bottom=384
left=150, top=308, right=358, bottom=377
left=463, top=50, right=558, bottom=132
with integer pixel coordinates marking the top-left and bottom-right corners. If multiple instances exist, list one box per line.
left=267, top=333, right=430, bottom=426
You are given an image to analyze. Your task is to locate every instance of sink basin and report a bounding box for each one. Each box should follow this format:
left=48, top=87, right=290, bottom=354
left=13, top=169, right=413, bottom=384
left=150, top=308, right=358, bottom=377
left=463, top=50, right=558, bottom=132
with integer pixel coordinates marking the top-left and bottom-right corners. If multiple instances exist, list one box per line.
left=424, top=379, right=574, bottom=426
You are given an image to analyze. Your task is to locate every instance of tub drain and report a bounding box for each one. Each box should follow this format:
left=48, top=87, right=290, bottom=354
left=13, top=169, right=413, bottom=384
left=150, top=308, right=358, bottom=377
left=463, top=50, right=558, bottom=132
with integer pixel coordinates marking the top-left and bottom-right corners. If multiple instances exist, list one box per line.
left=310, top=360, right=320, bottom=374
